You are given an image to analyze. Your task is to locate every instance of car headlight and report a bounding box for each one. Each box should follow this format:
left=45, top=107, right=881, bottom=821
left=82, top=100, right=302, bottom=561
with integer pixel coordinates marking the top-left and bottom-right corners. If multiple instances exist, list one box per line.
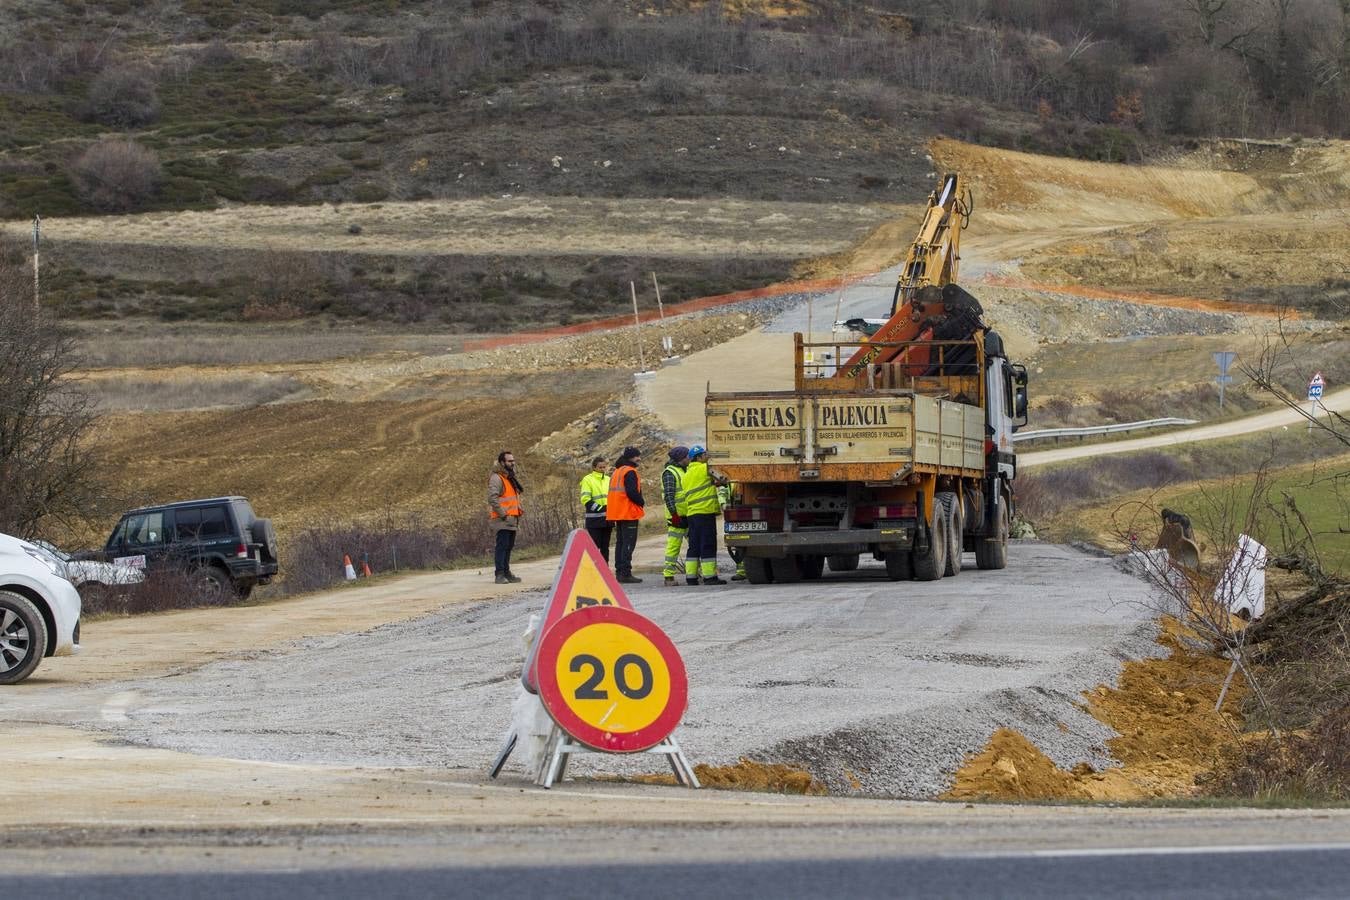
left=22, top=546, right=67, bottom=579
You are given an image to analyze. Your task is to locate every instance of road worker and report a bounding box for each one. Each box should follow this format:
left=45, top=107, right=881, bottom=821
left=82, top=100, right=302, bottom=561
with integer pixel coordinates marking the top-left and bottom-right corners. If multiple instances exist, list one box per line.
left=606, top=445, right=645, bottom=584
left=578, top=456, right=612, bottom=562
left=661, top=446, right=691, bottom=587
left=487, top=450, right=523, bottom=584
left=681, top=446, right=726, bottom=585
left=718, top=481, right=747, bottom=581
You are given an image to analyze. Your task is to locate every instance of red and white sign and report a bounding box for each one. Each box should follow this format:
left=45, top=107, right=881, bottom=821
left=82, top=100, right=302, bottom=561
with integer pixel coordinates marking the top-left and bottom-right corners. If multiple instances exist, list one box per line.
left=521, top=529, right=634, bottom=693
left=1308, top=371, right=1325, bottom=401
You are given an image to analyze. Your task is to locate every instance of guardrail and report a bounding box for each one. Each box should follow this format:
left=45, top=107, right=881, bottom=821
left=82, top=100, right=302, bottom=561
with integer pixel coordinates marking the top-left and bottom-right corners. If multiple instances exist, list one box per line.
left=1013, top=417, right=1199, bottom=444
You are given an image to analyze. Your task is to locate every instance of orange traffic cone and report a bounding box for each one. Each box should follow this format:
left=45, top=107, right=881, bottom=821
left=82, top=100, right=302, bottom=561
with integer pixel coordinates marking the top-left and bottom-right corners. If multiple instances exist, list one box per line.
left=361, top=559, right=373, bottom=578
left=343, top=554, right=357, bottom=581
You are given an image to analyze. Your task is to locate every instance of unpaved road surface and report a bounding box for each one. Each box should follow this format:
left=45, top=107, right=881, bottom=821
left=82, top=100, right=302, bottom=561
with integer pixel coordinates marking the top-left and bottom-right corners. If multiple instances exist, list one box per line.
left=12, top=543, right=1157, bottom=798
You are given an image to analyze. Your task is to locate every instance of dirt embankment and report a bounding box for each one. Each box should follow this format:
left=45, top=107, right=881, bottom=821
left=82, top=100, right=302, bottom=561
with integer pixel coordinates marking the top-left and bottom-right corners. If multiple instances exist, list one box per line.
left=945, top=618, right=1246, bottom=801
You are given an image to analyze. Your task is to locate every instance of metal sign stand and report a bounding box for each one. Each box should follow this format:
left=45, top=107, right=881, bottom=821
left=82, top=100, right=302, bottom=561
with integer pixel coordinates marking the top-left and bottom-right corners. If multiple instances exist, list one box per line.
left=534, top=723, right=700, bottom=790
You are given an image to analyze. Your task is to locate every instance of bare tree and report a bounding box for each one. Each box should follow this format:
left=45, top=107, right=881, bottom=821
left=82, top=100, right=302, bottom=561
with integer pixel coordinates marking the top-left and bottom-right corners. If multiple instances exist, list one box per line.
left=0, top=243, right=101, bottom=540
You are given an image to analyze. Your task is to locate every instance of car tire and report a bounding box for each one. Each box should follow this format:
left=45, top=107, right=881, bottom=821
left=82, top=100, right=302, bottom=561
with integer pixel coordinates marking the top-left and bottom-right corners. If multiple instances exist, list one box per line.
left=0, top=590, right=48, bottom=685
left=191, top=566, right=238, bottom=604
left=251, top=518, right=279, bottom=563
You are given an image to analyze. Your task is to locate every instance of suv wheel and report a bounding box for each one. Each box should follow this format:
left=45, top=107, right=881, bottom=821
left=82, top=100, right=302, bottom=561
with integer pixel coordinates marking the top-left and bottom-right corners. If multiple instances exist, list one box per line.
left=251, top=518, right=279, bottom=564
left=191, top=566, right=238, bottom=604
left=0, top=590, right=48, bottom=685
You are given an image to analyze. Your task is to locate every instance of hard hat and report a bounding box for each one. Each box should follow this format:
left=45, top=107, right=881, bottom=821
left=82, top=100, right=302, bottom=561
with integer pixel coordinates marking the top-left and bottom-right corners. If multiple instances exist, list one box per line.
left=690, top=445, right=706, bottom=458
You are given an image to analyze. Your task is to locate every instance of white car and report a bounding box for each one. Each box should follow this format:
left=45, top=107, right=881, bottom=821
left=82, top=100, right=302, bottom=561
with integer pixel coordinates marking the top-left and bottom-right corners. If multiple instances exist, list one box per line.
left=31, top=539, right=144, bottom=606
left=0, top=532, right=82, bottom=684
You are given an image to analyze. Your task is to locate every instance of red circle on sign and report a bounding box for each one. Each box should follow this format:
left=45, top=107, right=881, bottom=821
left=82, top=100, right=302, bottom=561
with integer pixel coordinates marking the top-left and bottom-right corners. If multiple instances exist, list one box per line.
left=535, top=605, right=688, bottom=753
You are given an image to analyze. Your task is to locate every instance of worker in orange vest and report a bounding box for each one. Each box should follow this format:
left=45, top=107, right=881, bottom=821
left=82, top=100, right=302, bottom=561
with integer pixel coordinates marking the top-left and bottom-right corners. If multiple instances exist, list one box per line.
left=606, top=445, right=645, bottom=584
left=487, top=450, right=524, bottom=584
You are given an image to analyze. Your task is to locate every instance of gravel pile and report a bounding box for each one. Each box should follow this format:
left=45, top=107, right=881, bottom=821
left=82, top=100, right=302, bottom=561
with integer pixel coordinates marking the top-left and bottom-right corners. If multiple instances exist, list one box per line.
left=82, top=542, right=1164, bottom=800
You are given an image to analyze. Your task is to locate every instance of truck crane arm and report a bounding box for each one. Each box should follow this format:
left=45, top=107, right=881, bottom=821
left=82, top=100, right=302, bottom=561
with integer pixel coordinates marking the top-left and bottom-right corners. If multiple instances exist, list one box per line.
left=837, top=173, right=970, bottom=380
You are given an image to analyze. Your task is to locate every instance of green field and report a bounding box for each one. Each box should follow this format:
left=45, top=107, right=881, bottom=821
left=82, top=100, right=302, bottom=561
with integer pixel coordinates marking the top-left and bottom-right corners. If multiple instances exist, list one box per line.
left=1144, top=456, right=1350, bottom=575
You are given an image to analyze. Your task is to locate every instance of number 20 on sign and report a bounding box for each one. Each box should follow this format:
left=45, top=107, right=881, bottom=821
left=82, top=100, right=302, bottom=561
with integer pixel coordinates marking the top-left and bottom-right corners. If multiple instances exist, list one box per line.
left=535, top=605, right=688, bottom=753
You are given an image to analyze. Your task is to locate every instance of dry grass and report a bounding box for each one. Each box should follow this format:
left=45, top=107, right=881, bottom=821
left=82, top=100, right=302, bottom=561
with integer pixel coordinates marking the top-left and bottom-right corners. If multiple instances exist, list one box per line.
left=72, top=324, right=465, bottom=369
left=80, top=372, right=308, bottom=411
left=3, top=197, right=897, bottom=260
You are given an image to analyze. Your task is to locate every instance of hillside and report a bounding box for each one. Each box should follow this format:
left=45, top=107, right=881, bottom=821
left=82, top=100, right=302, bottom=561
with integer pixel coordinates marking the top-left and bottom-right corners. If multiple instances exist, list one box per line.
left=3, top=0, right=1347, bottom=328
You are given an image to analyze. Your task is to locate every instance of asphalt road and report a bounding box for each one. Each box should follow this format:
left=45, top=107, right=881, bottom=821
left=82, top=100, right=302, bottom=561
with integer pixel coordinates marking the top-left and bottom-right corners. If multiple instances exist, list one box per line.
left=15, top=844, right=1350, bottom=899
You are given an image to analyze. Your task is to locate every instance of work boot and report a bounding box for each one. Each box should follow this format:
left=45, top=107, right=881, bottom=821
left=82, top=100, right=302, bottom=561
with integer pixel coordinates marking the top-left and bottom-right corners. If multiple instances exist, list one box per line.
left=494, top=574, right=510, bottom=585
left=664, top=576, right=677, bottom=587
left=686, top=576, right=700, bottom=586
left=702, top=576, right=728, bottom=585
left=617, top=574, right=642, bottom=584
left=731, top=573, right=747, bottom=582
left=505, top=571, right=522, bottom=583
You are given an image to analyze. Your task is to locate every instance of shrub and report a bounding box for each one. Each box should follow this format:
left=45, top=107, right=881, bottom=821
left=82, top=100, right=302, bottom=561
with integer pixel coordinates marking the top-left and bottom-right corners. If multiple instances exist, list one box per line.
left=81, top=65, right=161, bottom=127
left=68, top=139, right=162, bottom=212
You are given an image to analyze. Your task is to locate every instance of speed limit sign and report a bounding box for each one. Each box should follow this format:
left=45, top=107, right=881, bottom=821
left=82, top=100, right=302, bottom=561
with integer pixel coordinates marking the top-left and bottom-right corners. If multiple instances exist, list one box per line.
left=535, top=605, right=688, bottom=753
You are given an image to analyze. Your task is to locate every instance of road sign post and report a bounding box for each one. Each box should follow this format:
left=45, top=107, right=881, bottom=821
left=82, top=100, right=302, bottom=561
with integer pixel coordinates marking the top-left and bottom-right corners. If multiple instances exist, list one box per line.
left=532, top=604, right=697, bottom=789
left=1212, top=351, right=1236, bottom=410
left=1308, top=371, right=1325, bottom=431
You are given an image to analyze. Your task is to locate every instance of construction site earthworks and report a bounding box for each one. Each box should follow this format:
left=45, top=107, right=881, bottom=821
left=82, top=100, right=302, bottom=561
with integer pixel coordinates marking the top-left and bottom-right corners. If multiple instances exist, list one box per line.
left=3, top=12, right=1350, bottom=886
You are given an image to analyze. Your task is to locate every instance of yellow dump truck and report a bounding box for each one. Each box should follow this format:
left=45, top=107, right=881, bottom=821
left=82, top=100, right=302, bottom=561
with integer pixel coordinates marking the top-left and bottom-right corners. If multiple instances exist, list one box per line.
left=706, top=174, right=1028, bottom=583
left=708, top=325, right=1027, bottom=583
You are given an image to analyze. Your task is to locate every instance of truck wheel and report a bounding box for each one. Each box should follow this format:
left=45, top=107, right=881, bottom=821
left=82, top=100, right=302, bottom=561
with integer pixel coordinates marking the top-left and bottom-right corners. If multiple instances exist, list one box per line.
left=0, top=591, right=47, bottom=685
left=799, top=555, right=825, bottom=580
left=191, top=566, right=238, bottom=605
left=975, top=499, right=1010, bottom=570
left=912, top=505, right=946, bottom=582
left=771, top=555, right=803, bottom=584
left=938, top=492, right=962, bottom=577
left=884, top=551, right=913, bottom=581
left=744, top=557, right=774, bottom=584
left=827, top=554, right=859, bottom=572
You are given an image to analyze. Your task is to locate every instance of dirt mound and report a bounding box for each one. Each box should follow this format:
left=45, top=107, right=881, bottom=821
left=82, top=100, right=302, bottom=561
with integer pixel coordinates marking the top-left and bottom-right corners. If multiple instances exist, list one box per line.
left=627, top=758, right=828, bottom=795
left=945, top=618, right=1247, bottom=801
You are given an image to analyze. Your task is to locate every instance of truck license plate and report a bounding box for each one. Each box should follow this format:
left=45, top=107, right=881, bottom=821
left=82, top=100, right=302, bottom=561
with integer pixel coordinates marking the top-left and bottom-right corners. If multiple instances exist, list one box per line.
left=725, top=521, right=768, bottom=533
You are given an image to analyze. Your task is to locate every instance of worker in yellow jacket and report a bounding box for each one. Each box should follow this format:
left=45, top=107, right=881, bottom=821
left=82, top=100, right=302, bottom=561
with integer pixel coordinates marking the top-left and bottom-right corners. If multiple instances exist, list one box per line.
left=578, top=456, right=612, bottom=562
left=682, top=446, right=727, bottom=585
left=661, top=446, right=690, bottom=586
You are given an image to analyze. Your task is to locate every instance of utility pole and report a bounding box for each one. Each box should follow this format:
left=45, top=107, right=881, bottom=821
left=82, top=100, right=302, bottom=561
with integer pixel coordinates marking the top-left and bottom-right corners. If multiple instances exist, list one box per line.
left=651, top=271, right=676, bottom=361
left=32, top=214, right=41, bottom=310
left=630, top=280, right=646, bottom=374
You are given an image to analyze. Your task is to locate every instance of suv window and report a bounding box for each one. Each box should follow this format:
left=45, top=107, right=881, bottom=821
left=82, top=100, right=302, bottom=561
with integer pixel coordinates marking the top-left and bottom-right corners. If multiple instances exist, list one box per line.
left=123, top=512, right=166, bottom=547
left=173, top=506, right=231, bottom=542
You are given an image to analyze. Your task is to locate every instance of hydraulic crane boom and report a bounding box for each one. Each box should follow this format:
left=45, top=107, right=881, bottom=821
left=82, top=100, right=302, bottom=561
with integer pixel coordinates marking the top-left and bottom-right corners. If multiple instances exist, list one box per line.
left=837, top=173, right=970, bottom=380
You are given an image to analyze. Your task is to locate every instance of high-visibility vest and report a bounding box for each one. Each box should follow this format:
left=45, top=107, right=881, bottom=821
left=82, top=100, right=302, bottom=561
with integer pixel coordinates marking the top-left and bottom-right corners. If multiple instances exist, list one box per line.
left=606, top=465, right=643, bottom=521
left=664, top=463, right=688, bottom=518
left=490, top=474, right=522, bottom=519
left=682, top=461, right=719, bottom=515
left=716, top=481, right=733, bottom=511
left=579, top=471, right=609, bottom=521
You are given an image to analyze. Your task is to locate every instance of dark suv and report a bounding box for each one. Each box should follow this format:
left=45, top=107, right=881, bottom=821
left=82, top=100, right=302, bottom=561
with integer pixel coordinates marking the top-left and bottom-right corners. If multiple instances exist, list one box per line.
left=88, top=497, right=278, bottom=601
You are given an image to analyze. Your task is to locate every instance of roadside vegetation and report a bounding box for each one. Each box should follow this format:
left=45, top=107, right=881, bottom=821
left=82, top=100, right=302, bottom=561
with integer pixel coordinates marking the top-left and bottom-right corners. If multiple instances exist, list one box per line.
left=1018, top=331, right=1350, bottom=802
left=3, top=0, right=1348, bottom=327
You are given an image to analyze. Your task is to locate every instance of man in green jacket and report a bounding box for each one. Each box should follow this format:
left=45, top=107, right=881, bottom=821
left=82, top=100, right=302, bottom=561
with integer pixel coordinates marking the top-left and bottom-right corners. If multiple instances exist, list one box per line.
left=682, top=446, right=727, bottom=585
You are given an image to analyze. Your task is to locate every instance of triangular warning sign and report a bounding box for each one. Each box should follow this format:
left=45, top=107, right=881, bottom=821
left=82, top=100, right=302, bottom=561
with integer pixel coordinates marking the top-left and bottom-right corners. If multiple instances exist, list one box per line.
left=521, top=528, right=635, bottom=692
